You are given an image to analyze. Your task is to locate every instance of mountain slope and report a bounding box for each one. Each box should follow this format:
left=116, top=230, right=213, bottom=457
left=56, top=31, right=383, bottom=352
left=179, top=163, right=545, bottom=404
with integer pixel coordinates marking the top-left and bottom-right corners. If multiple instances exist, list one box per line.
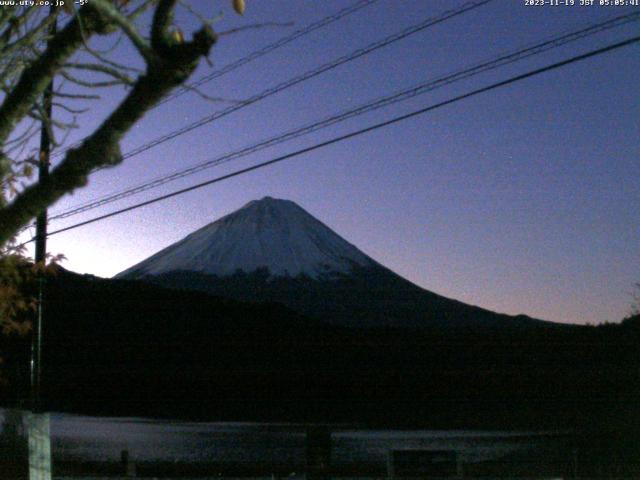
left=117, top=197, right=376, bottom=279
left=117, top=197, right=547, bottom=329
left=142, top=266, right=546, bottom=331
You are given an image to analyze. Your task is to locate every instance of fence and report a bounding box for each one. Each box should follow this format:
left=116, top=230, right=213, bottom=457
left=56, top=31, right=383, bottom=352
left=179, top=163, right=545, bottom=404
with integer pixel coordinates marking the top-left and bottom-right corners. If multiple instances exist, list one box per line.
left=2, top=409, right=638, bottom=479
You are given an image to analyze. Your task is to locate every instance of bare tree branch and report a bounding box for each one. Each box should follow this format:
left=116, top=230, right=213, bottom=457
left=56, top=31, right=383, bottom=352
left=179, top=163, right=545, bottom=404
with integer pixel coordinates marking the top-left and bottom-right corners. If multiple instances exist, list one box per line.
left=0, top=9, right=217, bottom=244
left=60, top=69, right=131, bottom=88
left=0, top=11, right=57, bottom=58
left=51, top=102, right=89, bottom=115
left=63, top=62, right=136, bottom=85
left=53, top=90, right=101, bottom=100
left=0, top=8, right=35, bottom=49
left=151, top=0, right=178, bottom=52
left=218, top=21, right=294, bottom=37
left=0, top=4, right=113, bottom=145
left=91, top=0, right=154, bottom=62
left=175, top=81, right=243, bottom=104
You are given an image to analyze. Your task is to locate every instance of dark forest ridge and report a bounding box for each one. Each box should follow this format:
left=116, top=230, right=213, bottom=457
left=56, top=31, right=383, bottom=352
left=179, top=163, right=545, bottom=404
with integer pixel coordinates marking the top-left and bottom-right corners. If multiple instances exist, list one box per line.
left=2, top=267, right=637, bottom=429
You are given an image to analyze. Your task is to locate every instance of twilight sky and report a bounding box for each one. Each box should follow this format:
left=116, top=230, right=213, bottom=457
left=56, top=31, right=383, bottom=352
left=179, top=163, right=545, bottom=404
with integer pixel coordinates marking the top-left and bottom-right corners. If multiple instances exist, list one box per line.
left=21, top=0, right=639, bottom=325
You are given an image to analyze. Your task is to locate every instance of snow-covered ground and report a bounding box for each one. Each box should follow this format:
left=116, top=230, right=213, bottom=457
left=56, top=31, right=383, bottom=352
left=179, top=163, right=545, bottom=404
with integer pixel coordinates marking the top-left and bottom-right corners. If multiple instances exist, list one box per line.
left=1, top=408, right=569, bottom=473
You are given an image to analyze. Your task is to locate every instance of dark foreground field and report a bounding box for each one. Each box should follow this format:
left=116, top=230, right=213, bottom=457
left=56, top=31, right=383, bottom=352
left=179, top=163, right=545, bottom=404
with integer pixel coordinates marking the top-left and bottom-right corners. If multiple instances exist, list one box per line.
left=1, top=270, right=638, bottom=476
left=2, top=412, right=633, bottom=478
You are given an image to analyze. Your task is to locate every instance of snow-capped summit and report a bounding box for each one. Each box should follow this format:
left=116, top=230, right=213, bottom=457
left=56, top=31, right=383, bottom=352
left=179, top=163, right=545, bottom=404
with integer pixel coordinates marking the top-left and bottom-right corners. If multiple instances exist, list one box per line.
left=116, top=197, right=547, bottom=329
left=116, top=197, right=376, bottom=279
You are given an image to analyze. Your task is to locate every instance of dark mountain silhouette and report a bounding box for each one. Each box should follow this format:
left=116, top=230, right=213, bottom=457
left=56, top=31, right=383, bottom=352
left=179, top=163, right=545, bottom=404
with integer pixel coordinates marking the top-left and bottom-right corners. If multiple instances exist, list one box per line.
left=2, top=268, right=638, bottom=436
left=117, top=197, right=550, bottom=330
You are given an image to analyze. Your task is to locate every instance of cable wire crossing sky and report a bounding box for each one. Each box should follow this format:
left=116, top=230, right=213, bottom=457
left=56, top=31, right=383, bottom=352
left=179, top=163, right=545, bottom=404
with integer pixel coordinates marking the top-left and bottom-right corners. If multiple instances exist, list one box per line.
left=28, top=0, right=640, bottom=325
left=47, top=11, right=640, bottom=221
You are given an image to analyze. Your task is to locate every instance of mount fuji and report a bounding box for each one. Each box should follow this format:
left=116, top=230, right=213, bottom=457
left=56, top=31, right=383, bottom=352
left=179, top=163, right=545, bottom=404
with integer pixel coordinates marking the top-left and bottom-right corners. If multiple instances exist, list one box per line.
left=117, top=196, right=377, bottom=280
left=116, top=197, right=543, bottom=329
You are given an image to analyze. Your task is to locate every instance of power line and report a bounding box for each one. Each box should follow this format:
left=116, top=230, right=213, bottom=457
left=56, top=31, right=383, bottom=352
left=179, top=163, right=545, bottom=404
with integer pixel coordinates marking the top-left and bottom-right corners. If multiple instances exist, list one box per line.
left=23, top=35, right=638, bottom=245
left=44, top=0, right=492, bottom=217
left=48, top=11, right=640, bottom=221
left=159, top=0, right=380, bottom=106
left=53, top=0, right=493, bottom=167
left=49, top=0, right=380, bottom=160
left=119, top=0, right=492, bottom=160
left=51, top=11, right=638, bottom=218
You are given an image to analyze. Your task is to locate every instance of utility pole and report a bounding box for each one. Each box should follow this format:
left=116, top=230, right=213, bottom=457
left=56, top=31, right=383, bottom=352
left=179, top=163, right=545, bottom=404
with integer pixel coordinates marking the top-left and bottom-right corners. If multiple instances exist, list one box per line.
left=26, top=7, right=57, bottom=480
left=30, top=3, right=56, bottom=416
